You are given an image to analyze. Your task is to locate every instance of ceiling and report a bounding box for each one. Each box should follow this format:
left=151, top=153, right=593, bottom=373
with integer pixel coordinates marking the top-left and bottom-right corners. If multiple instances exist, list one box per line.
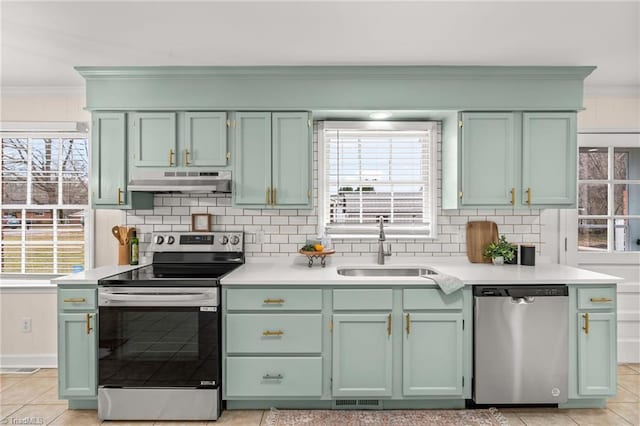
left=1, top=1, right=638, bottom=92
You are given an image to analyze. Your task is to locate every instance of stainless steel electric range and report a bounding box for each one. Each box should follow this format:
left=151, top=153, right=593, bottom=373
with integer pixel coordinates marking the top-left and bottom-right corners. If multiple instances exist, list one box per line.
left=97, top=231, right=244, bottom=421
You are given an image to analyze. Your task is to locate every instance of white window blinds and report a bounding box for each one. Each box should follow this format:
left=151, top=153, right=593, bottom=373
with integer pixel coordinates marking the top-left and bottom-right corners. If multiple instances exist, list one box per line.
left=319, top=121, right=438, bottom=237
left=1, top=135, right=89, bottom=274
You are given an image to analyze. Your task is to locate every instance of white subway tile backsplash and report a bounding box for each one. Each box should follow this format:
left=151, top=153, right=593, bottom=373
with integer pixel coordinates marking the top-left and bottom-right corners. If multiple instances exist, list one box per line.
left=126, top=125, right=543, bottom=258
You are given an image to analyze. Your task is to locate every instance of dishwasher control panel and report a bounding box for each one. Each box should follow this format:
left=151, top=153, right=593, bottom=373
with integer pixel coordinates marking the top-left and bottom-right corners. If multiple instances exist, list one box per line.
left=474, top=285, right=568, bottom=297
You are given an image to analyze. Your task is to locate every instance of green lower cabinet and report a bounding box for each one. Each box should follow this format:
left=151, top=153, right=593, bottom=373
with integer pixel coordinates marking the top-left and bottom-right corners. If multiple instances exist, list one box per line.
left=402, top=313, right=464, bottom=396
left=332, top=313, right=393, bottom=397
left=226, top=357, right=322, bottom=398
left=577, top=311, right=617, bottom=396
left=58, top=312, right=97, bottom=398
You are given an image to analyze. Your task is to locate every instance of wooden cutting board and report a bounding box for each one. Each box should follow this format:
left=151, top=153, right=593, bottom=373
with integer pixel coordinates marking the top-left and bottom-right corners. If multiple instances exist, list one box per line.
left=466, top=221, right=499, bottom=263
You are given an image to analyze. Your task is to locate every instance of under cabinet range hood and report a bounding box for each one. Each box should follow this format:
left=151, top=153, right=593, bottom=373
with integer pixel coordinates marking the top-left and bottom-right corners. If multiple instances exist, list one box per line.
left=128, top=170, right=231, bottom=193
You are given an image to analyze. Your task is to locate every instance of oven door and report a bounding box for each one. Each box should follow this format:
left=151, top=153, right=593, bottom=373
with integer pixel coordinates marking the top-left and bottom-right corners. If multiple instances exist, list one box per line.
left=98, top=287, right=219, bottom=388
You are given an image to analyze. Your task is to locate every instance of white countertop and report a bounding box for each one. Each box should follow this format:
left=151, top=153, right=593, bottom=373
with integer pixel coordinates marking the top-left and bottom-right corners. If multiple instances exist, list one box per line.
left=51, top=263, right=149, bottom=285
left=221, top=256, right=621, bottom=286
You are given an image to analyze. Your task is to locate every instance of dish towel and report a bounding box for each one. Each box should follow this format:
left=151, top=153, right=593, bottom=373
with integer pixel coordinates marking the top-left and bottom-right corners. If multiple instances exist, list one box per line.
left=422, top=273, right=465, bottom=295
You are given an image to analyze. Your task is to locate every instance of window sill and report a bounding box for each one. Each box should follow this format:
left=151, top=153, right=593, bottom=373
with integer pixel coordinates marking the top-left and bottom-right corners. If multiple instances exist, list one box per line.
left=328, top=234, right=436, bottom=241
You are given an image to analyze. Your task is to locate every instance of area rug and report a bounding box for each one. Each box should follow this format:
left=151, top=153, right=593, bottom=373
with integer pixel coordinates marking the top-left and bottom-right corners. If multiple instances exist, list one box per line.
left=264, top=408, right=508, bottom=426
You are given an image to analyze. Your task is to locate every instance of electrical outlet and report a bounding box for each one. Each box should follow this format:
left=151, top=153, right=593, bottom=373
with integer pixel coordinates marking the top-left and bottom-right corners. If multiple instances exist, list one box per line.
left=22, top=317, right=32, bottom=333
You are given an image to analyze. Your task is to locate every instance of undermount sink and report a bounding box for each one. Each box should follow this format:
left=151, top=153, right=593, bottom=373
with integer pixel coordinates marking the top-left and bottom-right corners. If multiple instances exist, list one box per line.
left=336, top=267, right=438, bottom=277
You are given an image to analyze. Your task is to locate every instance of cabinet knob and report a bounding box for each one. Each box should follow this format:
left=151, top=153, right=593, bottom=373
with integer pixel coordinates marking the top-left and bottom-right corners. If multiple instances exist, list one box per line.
left=262, top=374, right=283, bottom=380
left=406, top=313, right=410, bottom=335
left=387, top=313, right=392, bottom=336
left=590, top=297, right=612, bottom=303
left=272, top=187, right=277, bottom=205
left=526, top=188, right=532, bottom=206
left=262, top=330, right=284, bottom=337
left=169, top=149, right=175, bottom=166
left=263, top=298, right=285, bottom=304
left=64, top=298, right=86, bottom=303
left=510, top=188, right=515, bottom=206
left=116, top=187, right=123, bottom=205
left=266, top=187, right=271, bottom=205
left=184, top=149, right=190, bottom=166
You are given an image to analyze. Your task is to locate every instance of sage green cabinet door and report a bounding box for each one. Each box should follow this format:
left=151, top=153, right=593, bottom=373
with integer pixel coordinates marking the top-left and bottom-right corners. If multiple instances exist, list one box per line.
left=461, top=113, right=516, bottom=206
left=332, top=314, right=392, bottom=397
left=92, top=112, right=127, bottom=206
left=522, top=112, right=577, bottom=206
left=58, top=313, right=97, bottom=398
left=403, top=313, right=463, bottom=396
left=578, top=311, right=616, bottom=396
left=234, top=112, right=272, bottom=205
left=272, top=112, right=311, bottom=206
left=131, top=112, right=176, bottom=167
left=184, top=112, right=228, bottom=167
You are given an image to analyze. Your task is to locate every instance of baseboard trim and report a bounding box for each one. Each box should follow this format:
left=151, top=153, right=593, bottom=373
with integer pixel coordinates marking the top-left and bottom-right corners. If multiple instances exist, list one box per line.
left=0, top=353, right=57, bottom=368
left=618, top=340, right=640, bottom=364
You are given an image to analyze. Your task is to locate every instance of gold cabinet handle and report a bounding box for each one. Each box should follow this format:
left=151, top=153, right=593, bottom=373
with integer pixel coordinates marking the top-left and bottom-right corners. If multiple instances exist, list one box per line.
left=86, top=313, right=93, bottom=335
left=262, top=330, right=284, bottom=336
left=526, top=187, right=531, bottom=205
left=406, top=313, right=410, bottom=335
left=510, top=188, right=515, bottom=205
left=266, top=187, right=271, bottom=205
left=184, top=149, right=190, bottom=166
left=169, top=149, right=175, bottom=166
left=263, top=298, right=285, bottom=304
left=582, top=313, right=589, bottom=334
left=590, top=297, right=612, bottom=303
left=63, top=297, right=86, bottom=303
left=387, top=313, right=392, bottom=336
left=116, top=187, right=123, bottom=205
left=262, top=374, right=283, bottom=380
left=273, top=187, right=277, bottom=205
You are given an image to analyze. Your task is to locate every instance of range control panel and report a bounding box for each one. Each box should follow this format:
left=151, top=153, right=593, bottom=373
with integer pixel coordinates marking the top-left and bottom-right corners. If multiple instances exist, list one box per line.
left=148, top=232, right=244, bottom=253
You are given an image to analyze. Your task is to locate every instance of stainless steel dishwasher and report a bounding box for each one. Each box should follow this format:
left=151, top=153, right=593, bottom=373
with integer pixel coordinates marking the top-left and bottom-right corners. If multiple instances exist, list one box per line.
left=474, top=285, right=568, bottom=404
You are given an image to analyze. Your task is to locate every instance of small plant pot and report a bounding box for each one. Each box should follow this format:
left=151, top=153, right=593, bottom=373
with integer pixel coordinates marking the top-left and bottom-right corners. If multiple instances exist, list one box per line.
left=492, top=256, right=504, bottom=265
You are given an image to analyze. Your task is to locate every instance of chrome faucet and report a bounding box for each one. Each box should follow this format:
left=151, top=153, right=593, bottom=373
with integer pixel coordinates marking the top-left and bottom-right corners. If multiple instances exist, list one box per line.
left=377, top=216, right=391, bottom=265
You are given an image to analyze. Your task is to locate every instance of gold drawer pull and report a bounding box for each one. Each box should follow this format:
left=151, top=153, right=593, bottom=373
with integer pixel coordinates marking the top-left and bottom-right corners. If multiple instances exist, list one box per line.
left=266, top=187, right=271, bottom=205
left=262, top=330, right=284, bottom=337
left=184, top=149, right=191, bottom=166
left=526, top=187, right=532, bottom=206
left=510, top=188, right=515, bottom=205
left=590, top=297, right=612, bottom=303
left=273, top=187, right=277, bottom=205
left=64, top=297, right=86, bottom=303
left=169, top=149, right=175, bottom=166
left=387, top=313, right=392, bottom=336
left=262, top=374, right=283, bottom=380
left=263, top=298, right=285, bottom=304
left=86, top=313, right=93, bottom=335
left=582, top=313, right=589, bottom=335
left=116, top=187, right=123, bottom=205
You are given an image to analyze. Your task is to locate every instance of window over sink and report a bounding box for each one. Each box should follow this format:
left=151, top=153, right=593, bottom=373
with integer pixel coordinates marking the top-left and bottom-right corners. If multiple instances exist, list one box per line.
left=318, top=121, right=438, bottom=239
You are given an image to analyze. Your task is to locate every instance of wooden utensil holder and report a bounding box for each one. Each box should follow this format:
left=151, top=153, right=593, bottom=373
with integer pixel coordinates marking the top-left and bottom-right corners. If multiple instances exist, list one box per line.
left=118, top=244, right=131, bottom=265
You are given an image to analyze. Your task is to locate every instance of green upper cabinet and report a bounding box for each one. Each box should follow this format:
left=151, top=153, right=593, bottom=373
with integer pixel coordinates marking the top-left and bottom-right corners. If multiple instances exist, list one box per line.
left=233, top=111, right=312, bottom=208
left=234, top=112, right=272, bottom=205
left=131, top=112, right=177, bottom=167
left=449, top=111, right=577, bottom=209
left=402, top=313, right=464, bottom=397
left=91, top=112, right=152, bottom=209
left=184, top=112, right=228, bottom=167
left=577, top=311, right=617, bottom=396
left=58, top=312, right=97, bottom=398
left=460, top=113, right=516, bottom=206
left=272, top=112, right=312, bottom=206
left=522, top=112, right=576, bottom=206
left=332, top=313, right=393, bottom=397
left=92, top=112, right=127, bottom=206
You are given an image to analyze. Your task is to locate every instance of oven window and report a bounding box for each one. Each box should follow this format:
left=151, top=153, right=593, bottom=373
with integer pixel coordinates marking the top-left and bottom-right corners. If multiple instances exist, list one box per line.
left=99, top=307, right=219, bottom=387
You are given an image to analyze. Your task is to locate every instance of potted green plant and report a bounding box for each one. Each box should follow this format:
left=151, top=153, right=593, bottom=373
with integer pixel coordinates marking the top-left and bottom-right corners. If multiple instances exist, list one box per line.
left=484, top=235, right=517, bottom=265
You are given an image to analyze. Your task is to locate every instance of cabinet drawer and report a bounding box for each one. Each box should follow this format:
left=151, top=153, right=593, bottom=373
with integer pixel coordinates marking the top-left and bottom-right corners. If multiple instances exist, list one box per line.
left=403, top=289, right=463, bottom=310
left=578, top=287, right=616, bottom=310
left=226, top=314, right=322, bottom=354
left=333, top=289, right=392, bottom=310
left=226, top=357, right=322, bottom=397
left=58, top=289, right=97, bottom=311
left=226, top=289, right=322, bottom=311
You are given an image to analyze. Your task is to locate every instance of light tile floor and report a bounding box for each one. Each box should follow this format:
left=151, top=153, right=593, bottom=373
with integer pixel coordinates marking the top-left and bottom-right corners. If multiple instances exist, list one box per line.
left=1, top=365, right=638, bottom=425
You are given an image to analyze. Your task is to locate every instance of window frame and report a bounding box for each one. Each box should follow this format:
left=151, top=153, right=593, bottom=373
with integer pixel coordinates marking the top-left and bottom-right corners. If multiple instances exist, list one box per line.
left=1, top=131, right=92, bottom=276
left=317, top=120, right=438, bottom=240
left=577, top=132, right=640, bottom=256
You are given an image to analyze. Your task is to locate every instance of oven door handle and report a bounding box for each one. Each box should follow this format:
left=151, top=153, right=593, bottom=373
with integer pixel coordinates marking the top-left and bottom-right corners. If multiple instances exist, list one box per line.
left=101, top=292, right=213, bottom=303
